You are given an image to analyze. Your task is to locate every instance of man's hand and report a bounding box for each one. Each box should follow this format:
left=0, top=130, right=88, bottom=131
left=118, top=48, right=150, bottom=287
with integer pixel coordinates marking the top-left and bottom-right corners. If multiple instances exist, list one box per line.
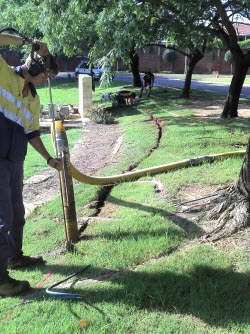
left=47, top=158, right=63, bottom=171
left=29, top=137, right=62, bottom=171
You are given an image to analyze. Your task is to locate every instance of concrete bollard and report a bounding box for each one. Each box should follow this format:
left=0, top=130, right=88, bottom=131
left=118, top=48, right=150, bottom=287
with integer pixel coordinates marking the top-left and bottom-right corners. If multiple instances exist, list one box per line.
left=78, top=74, right=92, bottom=118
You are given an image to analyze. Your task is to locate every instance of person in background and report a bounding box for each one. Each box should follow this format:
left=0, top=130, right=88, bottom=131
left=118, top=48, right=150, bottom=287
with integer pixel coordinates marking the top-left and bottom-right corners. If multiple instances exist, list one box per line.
left=115, top=90, right=139, bottom=107
left=139, top=71, right=155, bottom=98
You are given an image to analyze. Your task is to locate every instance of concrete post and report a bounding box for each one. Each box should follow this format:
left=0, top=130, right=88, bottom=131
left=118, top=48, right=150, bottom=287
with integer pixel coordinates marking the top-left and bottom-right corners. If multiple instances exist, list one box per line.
left=78, top=74, right=92, bottom=118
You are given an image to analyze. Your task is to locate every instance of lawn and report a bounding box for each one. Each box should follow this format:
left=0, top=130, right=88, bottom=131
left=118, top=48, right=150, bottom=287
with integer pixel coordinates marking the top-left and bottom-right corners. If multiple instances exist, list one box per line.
left=0, top=79, right=249, bottom=334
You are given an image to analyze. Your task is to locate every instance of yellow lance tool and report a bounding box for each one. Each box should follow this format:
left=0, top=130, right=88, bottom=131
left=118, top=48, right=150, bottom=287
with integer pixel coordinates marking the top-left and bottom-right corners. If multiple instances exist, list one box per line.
left=49, top=80, right=78, bottom=245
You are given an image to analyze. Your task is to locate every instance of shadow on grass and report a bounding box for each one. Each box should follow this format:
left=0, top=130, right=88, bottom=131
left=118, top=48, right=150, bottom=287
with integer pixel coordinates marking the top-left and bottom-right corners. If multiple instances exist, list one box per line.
left=106, top=195, right=205, bottom=237
left=114, top=107, right=143, bottom=118
left=19, top=263, right=249, bottom=329
left=150, top=91, right=250, bottom=132
left=82, top=264, right=248, bottom=328
left=80, top=226, right=186, bottom=243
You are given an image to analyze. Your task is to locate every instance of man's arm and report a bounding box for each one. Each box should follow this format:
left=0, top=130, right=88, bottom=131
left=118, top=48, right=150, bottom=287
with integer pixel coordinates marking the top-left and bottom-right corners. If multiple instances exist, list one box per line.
left=29, top=136, right=62, bottom=171
left=0, top=33, right=29, bottom=46
left=0, top=33, right=48, bottom=57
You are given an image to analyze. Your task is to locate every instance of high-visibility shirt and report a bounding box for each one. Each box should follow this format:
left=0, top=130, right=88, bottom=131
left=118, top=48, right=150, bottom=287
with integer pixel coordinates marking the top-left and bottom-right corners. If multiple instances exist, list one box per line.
left=0, top=55, right=40, bottom=162
left=116, top=91, right=135, bottom=98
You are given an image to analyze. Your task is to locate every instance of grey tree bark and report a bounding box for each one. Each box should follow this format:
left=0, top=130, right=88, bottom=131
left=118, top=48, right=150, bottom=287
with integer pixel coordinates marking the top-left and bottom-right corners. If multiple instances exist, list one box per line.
left=221, top=61, right=249, bottom=118
left=202, top=139, right=250, bottom=242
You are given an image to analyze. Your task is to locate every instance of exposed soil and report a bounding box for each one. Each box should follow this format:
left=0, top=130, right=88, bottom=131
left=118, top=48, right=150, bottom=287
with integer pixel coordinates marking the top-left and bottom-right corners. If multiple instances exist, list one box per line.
left=23, top=98, right=250, bottom=256
left=23, top=120, right=124, bottom=215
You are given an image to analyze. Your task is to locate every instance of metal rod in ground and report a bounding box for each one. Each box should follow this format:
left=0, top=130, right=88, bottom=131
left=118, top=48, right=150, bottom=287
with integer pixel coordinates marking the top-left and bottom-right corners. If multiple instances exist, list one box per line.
left=48, top=77, right=70, bottom=243
left=54, top=121, right=79, bottom=244
left=48, top=77, right=58, bottom=157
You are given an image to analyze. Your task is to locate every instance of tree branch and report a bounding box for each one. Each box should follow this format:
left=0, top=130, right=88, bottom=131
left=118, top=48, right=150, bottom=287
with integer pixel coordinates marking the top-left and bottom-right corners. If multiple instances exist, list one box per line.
left=212, top=0, right=239, bottom=48
left=166, top=43, right=189, bottom=57
left=138, top=0, right=181, bottom=14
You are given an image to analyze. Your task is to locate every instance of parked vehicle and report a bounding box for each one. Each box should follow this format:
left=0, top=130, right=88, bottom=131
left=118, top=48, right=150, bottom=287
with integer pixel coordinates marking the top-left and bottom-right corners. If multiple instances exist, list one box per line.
left=75, top=60, right=103, bottom=80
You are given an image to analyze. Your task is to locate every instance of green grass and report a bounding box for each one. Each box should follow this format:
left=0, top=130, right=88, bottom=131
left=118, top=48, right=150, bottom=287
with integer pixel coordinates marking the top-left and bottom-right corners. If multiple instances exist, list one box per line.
left=192, top=76, right=250, bottom=84
left=1, top=79, right=249, bottom=334
left=36, top=78, right=79, bottom=105
left=24, top=128, right=82, bottom=179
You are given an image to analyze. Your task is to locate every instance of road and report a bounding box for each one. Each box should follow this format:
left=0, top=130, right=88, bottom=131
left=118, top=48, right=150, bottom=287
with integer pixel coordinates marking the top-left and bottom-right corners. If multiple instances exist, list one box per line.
left=114, top=74, right=250, bottom=100
left=56, top=72, right=250, bottom=100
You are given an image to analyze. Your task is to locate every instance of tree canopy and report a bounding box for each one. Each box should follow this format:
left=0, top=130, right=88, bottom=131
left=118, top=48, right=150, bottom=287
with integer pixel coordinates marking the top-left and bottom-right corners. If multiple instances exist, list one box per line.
left=0, top=0, right=249, bottom=114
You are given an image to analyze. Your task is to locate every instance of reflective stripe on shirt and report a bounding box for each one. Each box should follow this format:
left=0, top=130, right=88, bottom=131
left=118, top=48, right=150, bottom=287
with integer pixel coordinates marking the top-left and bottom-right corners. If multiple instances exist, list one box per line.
left=0, top=105, right=24, bottom=128
left=0, top=86, right=34, bottom=124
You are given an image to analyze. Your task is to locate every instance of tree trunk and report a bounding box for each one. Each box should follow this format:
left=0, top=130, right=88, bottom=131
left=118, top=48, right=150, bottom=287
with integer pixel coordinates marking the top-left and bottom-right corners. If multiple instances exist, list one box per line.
left=221, top=62, right=249, bottom=118
left=180, top=50, right=204, bottom=98
left=129, top=48, right=142, bottom=88
left=201, top=138, right=250, bottom=242
left=235, top=139, right=250, bottom=200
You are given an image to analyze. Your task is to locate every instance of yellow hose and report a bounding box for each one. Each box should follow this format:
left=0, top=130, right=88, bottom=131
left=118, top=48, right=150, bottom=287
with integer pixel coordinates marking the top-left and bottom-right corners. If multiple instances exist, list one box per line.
left=70, top=151, right=246, bottom=186
left=53, top=120, right=245, bottom=186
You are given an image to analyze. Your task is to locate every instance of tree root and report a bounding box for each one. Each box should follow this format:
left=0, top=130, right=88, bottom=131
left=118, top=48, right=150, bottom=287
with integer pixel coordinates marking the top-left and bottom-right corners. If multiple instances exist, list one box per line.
left=200, top=186, right=250, bottom=242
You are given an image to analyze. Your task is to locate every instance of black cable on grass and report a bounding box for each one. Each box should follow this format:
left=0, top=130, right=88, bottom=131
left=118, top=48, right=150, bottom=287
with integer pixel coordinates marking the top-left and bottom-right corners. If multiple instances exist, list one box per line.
left=0, top=244, right=115, bottom=313
left=45, top=263, right=91, bottom=299
left=175, top=193, right=221, bottom=206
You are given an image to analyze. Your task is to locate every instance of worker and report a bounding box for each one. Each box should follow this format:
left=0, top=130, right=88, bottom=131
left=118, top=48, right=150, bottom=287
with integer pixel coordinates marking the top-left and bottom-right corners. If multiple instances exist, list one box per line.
left=139, top=71, right=155, bottom=98
left=115, top=90, right=139, bottom=107
left=0, top=33, right=63, bottom=297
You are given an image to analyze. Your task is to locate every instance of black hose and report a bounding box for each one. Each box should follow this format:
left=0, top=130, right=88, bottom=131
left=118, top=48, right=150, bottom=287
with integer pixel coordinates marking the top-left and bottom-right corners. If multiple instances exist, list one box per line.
left=45, top=244, right=113, bottom=298
left=0, top=264, right=90, bottom=313
left=0, top=243, right=115, bottom=313
left=0, top=28, right=20, bottom=34
left=45, top=263, right=91, bottom=299
left=175, top=193, right=221, bottom=206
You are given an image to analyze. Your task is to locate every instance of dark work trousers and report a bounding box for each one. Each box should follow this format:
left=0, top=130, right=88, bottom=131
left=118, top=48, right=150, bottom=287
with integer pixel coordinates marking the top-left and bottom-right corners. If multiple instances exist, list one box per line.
left=0, top=159, right=25, bottom=282
left=115, top=93, right=126, bottom=105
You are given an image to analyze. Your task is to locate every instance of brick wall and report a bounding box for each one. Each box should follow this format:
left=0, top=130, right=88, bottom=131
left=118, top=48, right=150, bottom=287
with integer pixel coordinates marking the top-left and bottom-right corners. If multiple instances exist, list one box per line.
left=118, top=46, right=249, bottom=75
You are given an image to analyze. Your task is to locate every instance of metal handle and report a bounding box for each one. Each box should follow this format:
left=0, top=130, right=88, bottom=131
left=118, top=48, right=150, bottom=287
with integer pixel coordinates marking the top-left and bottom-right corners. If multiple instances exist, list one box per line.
left=62, top=151, right=69, bottom=207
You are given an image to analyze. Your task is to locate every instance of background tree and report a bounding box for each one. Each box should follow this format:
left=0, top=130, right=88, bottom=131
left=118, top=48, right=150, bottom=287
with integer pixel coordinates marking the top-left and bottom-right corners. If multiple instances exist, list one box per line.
left=40, top=0, right=102, bottom=56
left=162, top=49, right=177, bottom=72
left=137, top=1, right=213, bottom=98
left=166, top=39, right=207, bottom=98
left=141, top=0, right=250, bottom=117
left=209, top=0, right=250, bottom=118
left=224, top=50, right=235, bottom=74
left=90, top=1, right=167, bottom=87
left=0, top=0, right=41, bottom=58
left=141, top=0, right=250, bottom=240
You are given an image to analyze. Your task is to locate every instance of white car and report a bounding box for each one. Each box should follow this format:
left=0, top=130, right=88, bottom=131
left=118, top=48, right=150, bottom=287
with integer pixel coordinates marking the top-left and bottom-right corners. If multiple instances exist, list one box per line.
left=75, top=60, right=103, bottom=80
